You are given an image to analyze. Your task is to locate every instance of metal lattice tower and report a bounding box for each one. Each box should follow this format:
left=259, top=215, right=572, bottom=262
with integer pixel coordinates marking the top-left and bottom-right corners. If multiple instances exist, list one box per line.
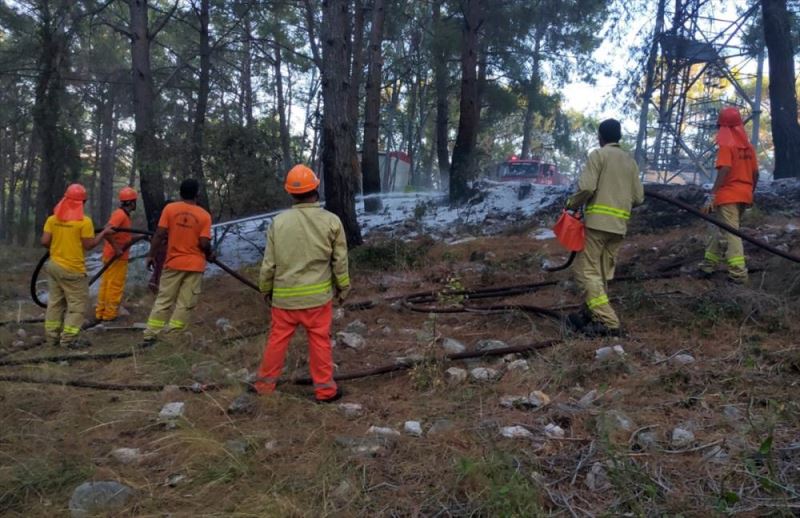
left=634, top=0, right=764, bottom=184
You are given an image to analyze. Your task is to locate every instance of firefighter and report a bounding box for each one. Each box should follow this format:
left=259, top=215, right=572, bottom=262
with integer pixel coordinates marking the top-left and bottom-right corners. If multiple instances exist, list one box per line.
left=41, top=184, right=114, bottom=347
left=94, top=187, right=138, bottom=322
left=566, top=119, right=644, bottom=336
left=254, top=164, right=350, bottom=403
left=143, top=179, right=213, bottom=342
left=698, top=106, right=759, bottom=284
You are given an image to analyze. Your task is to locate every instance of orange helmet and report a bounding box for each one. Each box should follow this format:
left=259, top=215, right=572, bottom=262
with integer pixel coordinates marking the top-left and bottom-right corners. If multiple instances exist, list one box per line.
left=119, top=186, right=138, bottom=201
left=64, top=183, right=87, bottom=201
left=284, top=164, right=320, bottom=194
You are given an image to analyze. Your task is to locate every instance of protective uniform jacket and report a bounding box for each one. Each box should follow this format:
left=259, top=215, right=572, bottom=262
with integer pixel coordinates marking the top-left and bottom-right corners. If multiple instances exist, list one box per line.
left=259, top=202, right=350, bottom=310
left=567, top=143, right=645, bottom=236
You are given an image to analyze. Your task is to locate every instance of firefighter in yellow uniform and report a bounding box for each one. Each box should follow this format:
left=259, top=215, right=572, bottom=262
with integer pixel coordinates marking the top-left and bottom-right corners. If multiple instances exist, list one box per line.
left=254, top=164, right=350, bottom=402
left=41, top=184, right=114, bottom=347
left=566, top=119, right=644, bottom=336
left=95, top=187, right=138, bottom=321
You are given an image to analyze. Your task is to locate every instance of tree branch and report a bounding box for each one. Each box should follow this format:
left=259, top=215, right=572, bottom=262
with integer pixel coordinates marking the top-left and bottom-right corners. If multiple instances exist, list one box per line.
left=149, top=0, right=179, bottom=40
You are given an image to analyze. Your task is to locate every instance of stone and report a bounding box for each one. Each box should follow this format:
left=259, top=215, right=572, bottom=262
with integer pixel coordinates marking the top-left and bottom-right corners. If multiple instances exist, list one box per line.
left=475, top=339, right=509, bottom=352
left=703, top=445, right=730, bottom=464
left=164, top=474, right=187, bottom=487
left=394, top=354, right=424, bottom=366
left=671, top=427, right=695, bottom=448
left=441, top=337, right=467, bottom=355
left=110, top=448, right=142, bottom=465
left=577, top=389, right=598, bottom=409
left=528, top=390, right=551, bottom=408
left=445, top=367, right=468, bottom=383
left=191, top=361, right=224, bottom=383
left=225, top=439, right=249, bottom=455
left=338, top=403, right=364, bottom=419
left=633, top=431, right=659, bottom=451
left=227, top=394, right=257, bottom=415
left=598, top=410, right=634, bottom=434
left=333, top=307, right=346, bottom=322
left=367, top=426, right=401, bottom=438
left=215, top=318, right=232, bottom=332
left=336, top=332, right=365, bottom=350
left=469, top=367, right=501, bottom=382
left=506, top=359, right=529, bottom=371
left=264, top=439, right=279, bottom=451
left=544, top=423, right=565, bottom=438
left=69, top=481, right=135, bottom=518
left=380, top=326, right=393, bottom=336
left=428, top=418, right=455, bottom=435
left=15, top=328, right=27, bottom=339
left=158, top=402, right=185, bottom=420
left=595, top=345, right=625, bottom=361
left=500, top=425, right=534, bottom=439
left=671, top=354, right=695, bottom=365
left=335, top=436, right=391, bottom=458
left=722, top=405, right=741, bottom=421
left=345, top=320, right=368, bottom=335
left=499, top=395, right=531, bottom=409
left=585, top=462, right=610, bottom=491
left=12, top=340, right=24, bottom=348
left=404, top=421, right=423, bottom=437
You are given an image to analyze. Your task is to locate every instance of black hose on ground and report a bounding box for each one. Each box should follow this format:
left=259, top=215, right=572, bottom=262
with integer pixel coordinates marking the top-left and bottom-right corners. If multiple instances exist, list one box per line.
left=644, top=189, right=800, bottom=264
left=542, top=251, right=577, bottom=272
left=0, top=374, right=220, bottom=392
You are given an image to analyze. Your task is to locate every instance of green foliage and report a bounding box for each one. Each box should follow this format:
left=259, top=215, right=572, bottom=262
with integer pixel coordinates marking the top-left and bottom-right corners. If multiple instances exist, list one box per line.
left=0, top=456, right=92, bottom=512
left=456, top=453, right=543, bottom=516
left=348, top=239, right=430, bottom=270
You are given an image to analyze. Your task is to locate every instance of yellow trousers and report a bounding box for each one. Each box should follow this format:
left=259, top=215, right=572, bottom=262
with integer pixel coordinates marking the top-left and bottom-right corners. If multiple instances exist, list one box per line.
left=95, top=259, right=128, bottom=320
left=700, top=203, right=747, bottom=280
left=573, top=228, right=624, bottom=329
left=44, top=261, right=88, bottom=345
left=144, top=269, right=203, bottom=339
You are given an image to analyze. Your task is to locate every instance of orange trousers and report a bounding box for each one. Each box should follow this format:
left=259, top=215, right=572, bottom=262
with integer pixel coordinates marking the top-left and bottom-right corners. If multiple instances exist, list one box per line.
left=95, top=259, right=128, bottom=320
left=255, top=301, right=337, bottom=400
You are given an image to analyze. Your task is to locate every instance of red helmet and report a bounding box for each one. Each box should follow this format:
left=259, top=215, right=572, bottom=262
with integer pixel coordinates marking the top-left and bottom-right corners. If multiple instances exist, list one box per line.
left=284, top=164, right=320, bottom=194
left=718, top=107, right=743, bottom=128
left=119, top=187, right=138, bottom=201
left=64, top=183, right=87, bottom=201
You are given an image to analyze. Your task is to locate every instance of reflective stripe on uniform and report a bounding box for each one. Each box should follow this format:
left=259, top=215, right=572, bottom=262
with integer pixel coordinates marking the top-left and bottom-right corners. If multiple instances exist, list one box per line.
left=587, top=294, right=610, bottom=310
left=44, top=320, right=62, bottom=330
left=727, top=255, right=746, bottom=267
left=168, top=319, right=186, bottom=329
left=586, top=204, right=631, bottom=220
left=273, top=280, right=333, bottom=298
left=62, top=325, right=80, bottom=335
left=704, top=251, right=721, bottom=263
left=147, top=318, right=166, bottom=329
left=336, top=274, right=350, bottom=287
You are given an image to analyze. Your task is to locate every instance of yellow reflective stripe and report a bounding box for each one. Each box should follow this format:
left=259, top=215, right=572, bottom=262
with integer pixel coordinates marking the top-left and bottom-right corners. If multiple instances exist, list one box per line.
left=44, top=320, right=62, bottom=330
left=273, top=280, right=333, bottom=297
left=62, top=325, right=80, bottom=335
left=147, top=319, right=166, bottom=328
left=586, top=204, right=631, bottom=220
left=587, top=294, right=610, bottom=310
left=336, top=274, right=350, bottom=287
left=704, top=251, right=720, bottom=263
left=727, top=256, right=746, bottom=266
left=168, top=320, right=186, bottom=329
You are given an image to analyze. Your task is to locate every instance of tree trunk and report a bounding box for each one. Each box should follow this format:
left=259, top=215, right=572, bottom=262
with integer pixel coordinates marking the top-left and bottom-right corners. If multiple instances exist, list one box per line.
left=17, top=137, right=36, bottom=246
left=130, top=0, right=166, bottom=230
left=432, top=0, right=450, bottom=190
left=33, top=15, right=69, bottom=233
left=361, top=0, right=386, bottom=212
left=520, top=34, right=542, bottom=159
left=762, top=0, right=800, bottom=179
left=321, top=0, right=362, bottom=246
left=274, top=41, right=293, bottom=173
left=242, top=12, right=254, bottom=127
left=98, top=87, right=117, bottom=224
left=449, top=0, right=482, bottom=203
left=189, top=0, right=211, bottom=209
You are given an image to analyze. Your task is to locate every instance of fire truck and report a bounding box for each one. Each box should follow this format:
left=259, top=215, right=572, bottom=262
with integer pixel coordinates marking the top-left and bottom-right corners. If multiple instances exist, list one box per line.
left=494, top=156, right=566, bottom=186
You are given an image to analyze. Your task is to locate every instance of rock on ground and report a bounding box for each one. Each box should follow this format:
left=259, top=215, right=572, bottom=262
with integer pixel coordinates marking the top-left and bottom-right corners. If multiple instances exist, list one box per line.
left=404, top=421, right=423, bottom=437
left=159, top=402, right=185, bottom=420
left=544, top=423, right=565, bottom=438
left=500, top=426, right=534, bottom=439
left=595, top=345, right=625, bottom=360
left=671, top=427, right=695, bottom=448
left=506, top=359, right=529, bottom=371
left=441, top=337, right=467, bottom=354
left=227, top=393, right=257, bottom=415
left=476, top=339, right=509, bottom=352
left=336, top=332, right=365, bottom=350
left=338, top=403, right=364, bottom=419
left=671, top=353, right=695, bottom=365
left=345, top=320, right=368, bottom=335
left=469, top=367, right=501, bottom=382
left=367, top=426, right=401, bottom=438
left=585, top=462, right=610, bottom=491
left=499, top=395, right=531, bottom=409
left=335, top=436, right=392, bottom=458
left=110, top=448, right=141, bottom=465
left=528, top=390, right=550, bottom=408
left=577, top=389, right=598, bottom=409
left=69, top=481, right=135, bottom=518
left=445, top=367, right=467, bottom=383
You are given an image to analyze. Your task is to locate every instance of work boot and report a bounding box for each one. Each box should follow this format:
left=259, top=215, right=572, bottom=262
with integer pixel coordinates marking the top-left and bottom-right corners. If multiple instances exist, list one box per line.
left=582, top=321, right=624, bottom=338
left=313, top=387, right=344, bottom=404
left=64, top=337, right=92, bottom=349
left=726, top=275, right=749, bottom=287
left=565, top=306, right=592, bottom=332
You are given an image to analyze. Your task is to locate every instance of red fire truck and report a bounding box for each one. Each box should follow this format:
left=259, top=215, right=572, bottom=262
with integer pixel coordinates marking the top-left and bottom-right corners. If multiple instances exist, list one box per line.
left=494, top=156, right=566, bottom=186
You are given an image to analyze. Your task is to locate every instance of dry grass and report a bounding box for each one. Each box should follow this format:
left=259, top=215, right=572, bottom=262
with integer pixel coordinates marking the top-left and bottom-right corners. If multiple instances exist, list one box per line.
left=1, top=218, right=799, bottom=516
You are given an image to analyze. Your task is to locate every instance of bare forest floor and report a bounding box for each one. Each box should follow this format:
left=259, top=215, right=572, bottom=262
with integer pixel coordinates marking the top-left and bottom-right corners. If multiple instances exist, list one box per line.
left=1, top=210, right=800, bottom=516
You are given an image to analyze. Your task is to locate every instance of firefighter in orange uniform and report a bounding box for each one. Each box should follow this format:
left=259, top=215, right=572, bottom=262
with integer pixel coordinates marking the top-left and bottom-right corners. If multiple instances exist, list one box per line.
left=94, top=187, right=138, bottom=321
left=254, top=164, right=350, bottom=403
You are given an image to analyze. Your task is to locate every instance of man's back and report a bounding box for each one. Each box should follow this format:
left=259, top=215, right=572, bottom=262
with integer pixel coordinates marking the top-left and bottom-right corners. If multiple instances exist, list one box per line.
left=159, top=201, right=212, bottom=272
left=580, top=144, right=644, bottom=236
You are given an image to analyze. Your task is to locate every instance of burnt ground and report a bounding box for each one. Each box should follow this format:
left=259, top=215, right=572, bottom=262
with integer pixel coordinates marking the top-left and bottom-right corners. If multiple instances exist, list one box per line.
left=1, top=203, right=800, bottom=516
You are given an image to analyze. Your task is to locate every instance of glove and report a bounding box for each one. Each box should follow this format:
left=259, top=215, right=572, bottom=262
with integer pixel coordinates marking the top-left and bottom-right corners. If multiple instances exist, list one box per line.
left=701, top=194, right=715, bottom=215
left=336, top=286, right=351, bottom=304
